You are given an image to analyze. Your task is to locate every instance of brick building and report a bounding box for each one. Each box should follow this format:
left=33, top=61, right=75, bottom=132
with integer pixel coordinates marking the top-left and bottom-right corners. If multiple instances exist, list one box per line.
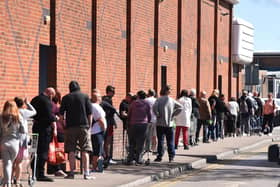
left=0, top=0, right=239, bottom=158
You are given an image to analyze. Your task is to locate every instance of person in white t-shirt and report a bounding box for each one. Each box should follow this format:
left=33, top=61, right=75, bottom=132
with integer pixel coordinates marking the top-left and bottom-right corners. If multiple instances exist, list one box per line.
left=91, top=89, right=107, bottom=172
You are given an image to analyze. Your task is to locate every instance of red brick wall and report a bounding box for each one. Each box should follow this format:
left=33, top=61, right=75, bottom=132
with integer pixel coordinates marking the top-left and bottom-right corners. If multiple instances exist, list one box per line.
left=130, top=0, right=155, bottom=93
left=95, top=0, right=127, bottom=159
left=181, top=0, right=198, bottom=91
left=217, top=2, right=230, bottom=98
left=0, top=0, right=50, bottom=107
left=200, top=0, right=215, bottom=95
left=0, top=0, right=235, bottom=159
left=55, top=0, right=92, bottom=96
left=158, top=0, right=178, bottom=98
left=95, top=0, right=126, bottom=107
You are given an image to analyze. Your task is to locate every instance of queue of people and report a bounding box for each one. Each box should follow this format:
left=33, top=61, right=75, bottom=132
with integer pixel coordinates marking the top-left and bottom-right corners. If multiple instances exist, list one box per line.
left=0, top=81, right=278, bottom=186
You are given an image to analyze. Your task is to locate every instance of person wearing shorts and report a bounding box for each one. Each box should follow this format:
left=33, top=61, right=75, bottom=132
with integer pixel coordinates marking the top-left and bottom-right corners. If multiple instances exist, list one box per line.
left=59, top=81, right=94, bottom=180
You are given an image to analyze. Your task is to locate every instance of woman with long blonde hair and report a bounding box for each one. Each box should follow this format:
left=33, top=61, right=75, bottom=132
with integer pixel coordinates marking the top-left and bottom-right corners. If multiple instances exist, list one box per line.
left=0, top=101, right=24, bottom=187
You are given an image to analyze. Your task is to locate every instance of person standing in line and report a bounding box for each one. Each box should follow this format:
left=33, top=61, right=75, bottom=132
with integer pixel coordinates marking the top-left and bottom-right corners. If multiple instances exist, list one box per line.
left=119, top=92, right=133, bottom=159
left=253, top=91, right=264, bottom=133
left=51, top=90, right=67, bottom=177
left=263, top=93, right=276, bottom=135
left=174, top=90, right=192, bottom=150
left=145, top=89, right=157, bottom=153
left=13, top=97, right=36, bottom=185
left=90, top=89, right=107, bottom=172
left=153, top=85, right=182, bottom=162
left=59, top=81, right=94, bottom=179
left=101, top=85, right=118, bottom=165
left=31, top=87, right=56, bottom=182
left=208, top=89, right=220, bottom=141
left=238, top=90, right=253, bottom=136
left=127, top=90, right=151, bottom=165
left=197, top=91, right=212, bottom=143
left=189, top=89, right=200, bottom=145
left=0, top=101, right=24, bottom=187
left=119, top=92, right=133, bottom=131
left=217, top=94, right=229, bottom=139
left=227, top=97, right=239, bottom=137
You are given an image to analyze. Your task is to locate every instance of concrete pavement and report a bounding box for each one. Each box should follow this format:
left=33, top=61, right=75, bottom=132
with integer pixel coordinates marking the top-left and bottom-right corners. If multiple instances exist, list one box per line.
left=23, top=135, right=278, bottom=187
left=144, top=144, right=280, bottom=187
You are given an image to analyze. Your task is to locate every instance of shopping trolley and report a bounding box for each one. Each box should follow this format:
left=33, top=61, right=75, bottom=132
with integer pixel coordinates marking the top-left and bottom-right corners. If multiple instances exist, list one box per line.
left=26, top=133, right=39, bottom=187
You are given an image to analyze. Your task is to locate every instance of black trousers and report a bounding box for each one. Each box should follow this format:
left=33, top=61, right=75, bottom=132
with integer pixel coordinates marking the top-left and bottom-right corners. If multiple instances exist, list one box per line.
left=31, top=124, right=52, bottom=177
left=127, top=124, right=148, bottom=162
left=263, top=114, right=274, bottom=133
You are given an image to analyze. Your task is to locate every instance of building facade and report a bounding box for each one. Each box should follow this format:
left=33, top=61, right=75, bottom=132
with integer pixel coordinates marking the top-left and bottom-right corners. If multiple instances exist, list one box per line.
left=0, top=0, right=239, bottom=158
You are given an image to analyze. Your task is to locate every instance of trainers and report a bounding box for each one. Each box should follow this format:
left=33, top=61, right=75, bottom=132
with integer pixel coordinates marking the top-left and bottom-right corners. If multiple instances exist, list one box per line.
left=64, top=173, right=74, bottom=179
left=169, top=157, right=174, bottom=163
left=37, top=176, right=54, bottom=182
left=54, top=170, right=67, bottom=177
left=154, top=157, right=162, bottom=162
left=109, top=159, right=117, bottom=164
left=84, top=174, right=96, bottom=180
left=184, top=145, right=189, bottom=150
left=174, top=144, right=178, bottom=149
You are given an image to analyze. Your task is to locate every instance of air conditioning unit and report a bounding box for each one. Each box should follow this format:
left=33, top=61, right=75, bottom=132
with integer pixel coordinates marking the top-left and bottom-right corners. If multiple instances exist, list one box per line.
left=232, top=17, right=254, bottom=65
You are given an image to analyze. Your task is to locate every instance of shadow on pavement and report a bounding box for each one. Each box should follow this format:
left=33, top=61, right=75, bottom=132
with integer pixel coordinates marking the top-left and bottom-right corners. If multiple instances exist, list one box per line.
left=107, top=162, right=189, bottom=176
left=216, top=159, right=280, bottom=168
left=184, top=167, right=280, bottom=182
left=176, top=154, right=218, bottom=162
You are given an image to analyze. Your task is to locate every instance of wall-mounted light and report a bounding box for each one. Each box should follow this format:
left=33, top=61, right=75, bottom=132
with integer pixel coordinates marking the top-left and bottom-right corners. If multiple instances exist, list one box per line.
left=220, top=12, right=229, bottom=21
left=159, top=0, right=165, bottom=3
left=221, top=12, right=229, bottom=16
left=44, top=15, right=50, bottom=25
left=163, top=45, right=168, bottom=52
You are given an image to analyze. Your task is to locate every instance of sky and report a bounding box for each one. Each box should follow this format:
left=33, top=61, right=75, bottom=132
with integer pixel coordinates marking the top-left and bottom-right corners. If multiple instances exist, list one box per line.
left=234, top=0, right=280, bottom=52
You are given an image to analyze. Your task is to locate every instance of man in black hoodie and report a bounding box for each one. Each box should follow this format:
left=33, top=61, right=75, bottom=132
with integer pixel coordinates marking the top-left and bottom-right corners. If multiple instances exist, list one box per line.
left=59, top=81, right=93, bottom=179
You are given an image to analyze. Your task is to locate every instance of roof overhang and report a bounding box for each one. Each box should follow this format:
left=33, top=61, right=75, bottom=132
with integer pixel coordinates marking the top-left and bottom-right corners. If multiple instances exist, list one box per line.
left=254, top=51, right=280, bottom=57
left=223, top=0, right=240, bottom=5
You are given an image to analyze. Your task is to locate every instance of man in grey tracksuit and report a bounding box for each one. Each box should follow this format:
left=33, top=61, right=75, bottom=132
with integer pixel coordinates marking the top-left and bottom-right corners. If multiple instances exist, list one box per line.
left=153, top=85, right=182, bottom=162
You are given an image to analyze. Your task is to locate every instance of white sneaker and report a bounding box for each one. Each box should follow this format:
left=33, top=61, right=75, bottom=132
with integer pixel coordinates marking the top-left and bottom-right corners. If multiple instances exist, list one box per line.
left=109, top=159, right=117, bottom=164
left=268, top=133, right=272, bottom=136
left=84, top=174, right=96, bottom=180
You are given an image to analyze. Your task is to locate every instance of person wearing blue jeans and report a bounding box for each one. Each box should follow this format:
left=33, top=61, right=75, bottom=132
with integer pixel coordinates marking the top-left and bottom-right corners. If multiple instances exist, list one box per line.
left=156, top=126, right=175, bottom=160
left=153, top=85, right=182, bottom=162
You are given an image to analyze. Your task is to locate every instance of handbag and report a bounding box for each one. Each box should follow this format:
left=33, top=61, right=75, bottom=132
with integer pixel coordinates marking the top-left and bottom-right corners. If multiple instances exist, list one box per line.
left=48, top=135, right=66, bottom=165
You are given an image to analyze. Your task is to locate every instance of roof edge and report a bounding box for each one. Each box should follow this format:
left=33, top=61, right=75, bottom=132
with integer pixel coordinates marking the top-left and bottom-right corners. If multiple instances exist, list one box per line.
left=223, top=0, right=239, bottom=5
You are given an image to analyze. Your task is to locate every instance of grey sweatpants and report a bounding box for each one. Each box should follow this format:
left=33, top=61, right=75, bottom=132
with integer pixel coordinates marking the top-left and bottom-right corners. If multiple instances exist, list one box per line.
left=1, top=139, right=19, bottom=186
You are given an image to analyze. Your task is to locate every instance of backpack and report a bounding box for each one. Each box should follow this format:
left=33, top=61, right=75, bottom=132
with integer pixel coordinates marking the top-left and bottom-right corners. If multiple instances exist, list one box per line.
left=252, top=98, right=259, bottom=111
left=240, top=98, right=249, bottom=114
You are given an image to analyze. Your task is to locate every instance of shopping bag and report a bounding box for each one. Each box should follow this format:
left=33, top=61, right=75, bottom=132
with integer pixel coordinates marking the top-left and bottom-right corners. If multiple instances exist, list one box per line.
left=48, top=135, right=66, bottom=165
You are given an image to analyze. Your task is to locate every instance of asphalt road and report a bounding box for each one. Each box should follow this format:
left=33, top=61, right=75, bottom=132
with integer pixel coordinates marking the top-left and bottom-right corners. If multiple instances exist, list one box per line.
left=147, top=145, right=280, bottom=187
